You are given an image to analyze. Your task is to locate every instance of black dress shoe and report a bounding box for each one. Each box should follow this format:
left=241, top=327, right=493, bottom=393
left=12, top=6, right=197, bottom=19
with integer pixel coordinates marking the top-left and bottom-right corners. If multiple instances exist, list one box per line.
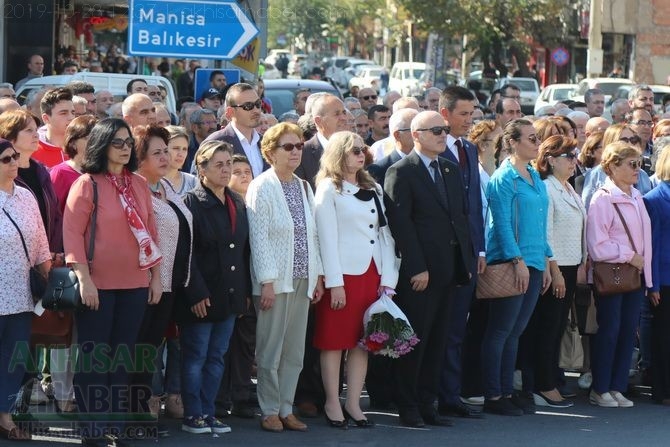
left=483, top=398, right=523, bottom=416
left=510, top=392, right=536, bottom=414
left=398, top=412, right=425, bottom=428
left=231, top=401, right=256, bottom=418
left=324, top=411, right=348, bottom=429
left=438, top=403, right=484, bottom=419
left=420, top=411, right=455, bottom=427
left=342, top=407, right=375, bottom=428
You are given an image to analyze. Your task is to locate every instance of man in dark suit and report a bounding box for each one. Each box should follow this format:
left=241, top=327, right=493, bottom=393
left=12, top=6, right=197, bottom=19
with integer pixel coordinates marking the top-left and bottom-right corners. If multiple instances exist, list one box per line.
left=204, top=83, right=268, bottom=177
left=384, top=110, right=474, bottom=428
left=436, top=86, right=486, bottom=419
left=367, top=108, right=417, bottom=186
left=294, top=94, right=349, bottom=190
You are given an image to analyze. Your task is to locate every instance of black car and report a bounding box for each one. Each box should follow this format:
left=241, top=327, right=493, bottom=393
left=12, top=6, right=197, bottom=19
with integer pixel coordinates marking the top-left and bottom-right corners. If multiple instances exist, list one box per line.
left=263, top=79, right=342, bottom=118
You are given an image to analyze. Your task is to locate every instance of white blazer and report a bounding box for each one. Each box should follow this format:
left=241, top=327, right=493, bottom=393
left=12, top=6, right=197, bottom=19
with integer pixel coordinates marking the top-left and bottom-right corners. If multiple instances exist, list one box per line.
left=544, top=175, right=587, bottom=266
left=314, top=179, right=399, bottom=289
left=246, top=168, right=323, bottom=298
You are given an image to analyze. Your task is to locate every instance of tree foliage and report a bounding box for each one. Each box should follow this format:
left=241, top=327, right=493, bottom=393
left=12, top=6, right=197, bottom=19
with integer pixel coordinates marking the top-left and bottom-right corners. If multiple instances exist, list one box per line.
left=397, top=0, right=572, bottom=75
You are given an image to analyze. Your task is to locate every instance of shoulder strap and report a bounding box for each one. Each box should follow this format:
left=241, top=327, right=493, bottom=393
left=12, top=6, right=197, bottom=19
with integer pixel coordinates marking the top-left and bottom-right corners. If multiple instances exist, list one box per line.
left=612, top=203, right=638, bottom=254
left=2, top=209, right=30, bottom=264
left=87, top=177, right=98, bottom=267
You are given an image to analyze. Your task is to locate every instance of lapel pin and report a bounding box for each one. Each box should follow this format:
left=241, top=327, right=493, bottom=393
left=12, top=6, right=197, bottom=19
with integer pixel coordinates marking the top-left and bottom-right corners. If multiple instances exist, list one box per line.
left=444, top=167, right=449, bottom=173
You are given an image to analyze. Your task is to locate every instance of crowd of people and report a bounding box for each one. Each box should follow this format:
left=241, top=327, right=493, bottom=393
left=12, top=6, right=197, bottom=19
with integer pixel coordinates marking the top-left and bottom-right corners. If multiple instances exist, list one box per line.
left=1, top=70, right=670, bottom=446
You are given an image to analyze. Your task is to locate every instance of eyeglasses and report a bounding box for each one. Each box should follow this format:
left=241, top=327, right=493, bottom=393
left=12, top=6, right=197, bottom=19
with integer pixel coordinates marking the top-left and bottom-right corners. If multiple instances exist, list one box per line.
left=556, top=152, right=577, bottom=160
left=361, top=95, right=378, bottom=101
left=620, top=135, right=642, bottom=145
left=0, top=151, right=19, bottom=164
left=627, top=159, right=643, bottom=170
left=350, top=146, right=368, bottom=155
left=630, top=120, right=653, bottom=127
left=396, top=128, right=411, bottom=132
left=277, top=142, right=304, bottom=151
left=416, top=126, right=450, bottom=136
left=231, top=100, right=263, bottom=111
left=110, top=137, right=135, bottom=149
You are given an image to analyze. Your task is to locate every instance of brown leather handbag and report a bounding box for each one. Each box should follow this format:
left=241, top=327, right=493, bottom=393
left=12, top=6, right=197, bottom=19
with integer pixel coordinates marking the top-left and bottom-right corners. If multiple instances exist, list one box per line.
left=477, top=179, right=523, bottom=299
left=592, top=203, right=642, bottom=296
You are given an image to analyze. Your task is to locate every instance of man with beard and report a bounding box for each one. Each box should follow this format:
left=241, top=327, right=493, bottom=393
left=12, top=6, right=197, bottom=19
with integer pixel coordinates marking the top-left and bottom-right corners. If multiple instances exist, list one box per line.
left=204, top=83, right=267, bottom=177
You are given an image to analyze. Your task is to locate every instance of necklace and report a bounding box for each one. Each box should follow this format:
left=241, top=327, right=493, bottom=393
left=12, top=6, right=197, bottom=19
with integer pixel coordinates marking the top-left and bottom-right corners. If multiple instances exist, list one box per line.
left=149, top=182, right=162, bottom=198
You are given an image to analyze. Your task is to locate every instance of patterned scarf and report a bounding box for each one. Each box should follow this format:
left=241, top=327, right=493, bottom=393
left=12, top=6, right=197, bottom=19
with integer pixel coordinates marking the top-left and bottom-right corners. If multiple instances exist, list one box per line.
left=106, top=169, right=162, bottom=270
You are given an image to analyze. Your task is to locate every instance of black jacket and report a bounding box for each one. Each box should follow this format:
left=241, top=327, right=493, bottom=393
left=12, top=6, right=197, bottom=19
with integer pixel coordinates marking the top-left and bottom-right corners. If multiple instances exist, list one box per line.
left=179, top=182, right=250, bottom=323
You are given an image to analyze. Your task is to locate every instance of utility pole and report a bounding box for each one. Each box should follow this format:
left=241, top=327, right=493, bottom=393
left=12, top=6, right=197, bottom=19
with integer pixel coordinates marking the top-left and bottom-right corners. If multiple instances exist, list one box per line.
left=587, top=0, right=603, bottom=78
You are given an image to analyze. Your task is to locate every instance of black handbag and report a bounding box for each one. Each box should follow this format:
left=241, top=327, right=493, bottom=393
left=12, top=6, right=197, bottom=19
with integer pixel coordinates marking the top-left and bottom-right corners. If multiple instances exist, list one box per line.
left=3, top=209, right=47, bottom=304
left=42, top=177, right=98, bottom=311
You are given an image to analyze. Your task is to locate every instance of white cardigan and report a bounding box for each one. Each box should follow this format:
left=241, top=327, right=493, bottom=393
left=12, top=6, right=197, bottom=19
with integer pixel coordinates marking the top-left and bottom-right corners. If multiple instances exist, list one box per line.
left=544, top=175, right=587, bottom=266
left=314, top=179, right=399, bottom=289
left=246, top=168, right=323, bottom=298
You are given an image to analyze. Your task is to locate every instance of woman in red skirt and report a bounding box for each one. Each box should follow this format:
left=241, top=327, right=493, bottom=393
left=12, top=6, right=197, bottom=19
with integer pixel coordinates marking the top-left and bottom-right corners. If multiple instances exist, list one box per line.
left=314, top=131, right=399, bottom=428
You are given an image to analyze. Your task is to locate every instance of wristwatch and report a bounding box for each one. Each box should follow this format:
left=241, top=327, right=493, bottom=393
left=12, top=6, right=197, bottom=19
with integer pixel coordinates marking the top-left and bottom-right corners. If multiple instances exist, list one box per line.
left=512, top=257, right=523, bottom=265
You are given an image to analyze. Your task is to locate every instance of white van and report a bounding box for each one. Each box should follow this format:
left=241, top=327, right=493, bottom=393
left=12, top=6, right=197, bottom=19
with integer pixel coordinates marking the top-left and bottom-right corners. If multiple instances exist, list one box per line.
left=16, top=72, right=178, bottom=115
left=389, top=62, right=430, bottom=96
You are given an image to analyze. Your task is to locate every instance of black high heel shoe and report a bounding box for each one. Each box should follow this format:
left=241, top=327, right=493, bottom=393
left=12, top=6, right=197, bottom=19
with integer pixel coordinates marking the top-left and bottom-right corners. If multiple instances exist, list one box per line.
left=324, top=410, right=348, bottom=429
left=342, top=407, right=375, bottom=428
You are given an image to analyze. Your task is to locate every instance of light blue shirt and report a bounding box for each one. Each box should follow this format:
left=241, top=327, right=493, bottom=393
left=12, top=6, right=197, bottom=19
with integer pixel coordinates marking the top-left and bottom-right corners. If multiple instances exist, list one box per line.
left=414, top=149, right=439, bottom=181
left=485, top=158, right=552, bottom=271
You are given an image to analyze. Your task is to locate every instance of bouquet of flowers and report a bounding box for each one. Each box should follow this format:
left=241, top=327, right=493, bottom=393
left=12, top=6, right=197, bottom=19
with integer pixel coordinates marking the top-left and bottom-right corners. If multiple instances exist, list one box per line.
left=358, top=288, right=419, bottom=358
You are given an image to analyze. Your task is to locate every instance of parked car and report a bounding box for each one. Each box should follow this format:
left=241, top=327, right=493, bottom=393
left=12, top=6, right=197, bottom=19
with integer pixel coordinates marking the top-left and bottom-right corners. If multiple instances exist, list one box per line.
left=324, top=57, right=352, bottom=87
left=571, top=77, right=634, bottom=103
left=263, top=79, right=342, bottom=118
left=608, top=84, right=670, bottom=113
left=389, top=62, right=430, bottom=96
left=288, top=54, right=308, bottom=78
left=340, top=59, right=376, bottom=88
left=534, top=83, right=577, bottom=114
left=265, top=49, right=291, bottom=67
left=260, top=61, right=282, bottom=80
left=16, top=72, right=178, bottom=114
left=493, top=77, right=540, bottom=115
left=348, top=65, right=384, bottom=92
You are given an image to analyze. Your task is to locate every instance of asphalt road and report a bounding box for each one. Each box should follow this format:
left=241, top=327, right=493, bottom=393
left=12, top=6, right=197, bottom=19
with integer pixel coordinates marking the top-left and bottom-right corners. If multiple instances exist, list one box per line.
left=22, top=380, right=670, bottom=447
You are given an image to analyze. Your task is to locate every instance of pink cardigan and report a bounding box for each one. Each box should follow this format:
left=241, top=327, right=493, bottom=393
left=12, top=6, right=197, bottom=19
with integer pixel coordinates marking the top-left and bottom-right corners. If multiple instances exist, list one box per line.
left=63, top=173, right=158, bottom=290
left=586, top=178, right=652, bottom=288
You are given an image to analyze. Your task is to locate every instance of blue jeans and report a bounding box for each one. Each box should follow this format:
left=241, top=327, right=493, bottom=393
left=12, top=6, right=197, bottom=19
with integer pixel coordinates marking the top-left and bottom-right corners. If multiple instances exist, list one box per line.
left=180, top=316, right=235, bottom=418
left=592, top=287, right=643, bottom=394
left=150, top=338, right=181, bottom=395
left=481, top=268, right=543, bottom=398
left=0, top=312, right=32, bottom=413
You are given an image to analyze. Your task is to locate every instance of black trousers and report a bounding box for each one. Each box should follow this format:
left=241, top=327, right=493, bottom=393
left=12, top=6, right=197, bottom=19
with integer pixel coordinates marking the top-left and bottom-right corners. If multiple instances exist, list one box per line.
left=651, top=286, right=670, bottom=402
left=519, top=265, right=578, bottom=392
left=216, top=307, right=257, bottom=409
left=294, top=307, right=326, bottom=408
left=130, top=291, right=175, bottom=414
left=391, top=278, right=452, bottom=415
left=460, top=298, right=489, bottom=398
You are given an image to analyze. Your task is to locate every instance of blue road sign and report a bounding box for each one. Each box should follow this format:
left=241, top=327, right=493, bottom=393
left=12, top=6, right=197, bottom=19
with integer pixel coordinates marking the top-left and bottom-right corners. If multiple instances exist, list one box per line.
left=128, top=0, right=259, bottom=60
left=551, top=47, right=570, bottom=67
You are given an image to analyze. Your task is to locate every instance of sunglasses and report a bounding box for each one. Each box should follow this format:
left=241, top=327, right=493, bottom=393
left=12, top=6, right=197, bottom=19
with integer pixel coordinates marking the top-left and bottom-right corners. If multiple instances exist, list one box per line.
left=0, top=151, right=19, bottom=164
left=627, top=159, right=643, bottom=170
left=630, top=120, right=653, bottom=127
left=556, top=152, right=577, bottom=160
left=361, top=95, right=378, bottom=101
left=231, top=100, right=263, bottom=111
left=351, top=146, right=368, bottom=155
left=620, top=135, right=641, bottom=145
left=110, top=137, right=135, bottom=149
left=416, top=126, right=450, bottom=136
left=278, top=142, right=304, bottom=151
